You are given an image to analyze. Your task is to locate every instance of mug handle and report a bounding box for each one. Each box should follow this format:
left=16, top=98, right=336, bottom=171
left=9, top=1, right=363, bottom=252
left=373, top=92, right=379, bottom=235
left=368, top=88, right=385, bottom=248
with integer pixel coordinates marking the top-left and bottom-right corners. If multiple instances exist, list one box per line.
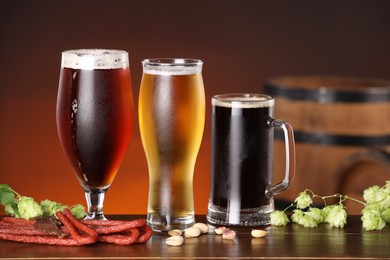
left=266, top=119, right=296, bottom=197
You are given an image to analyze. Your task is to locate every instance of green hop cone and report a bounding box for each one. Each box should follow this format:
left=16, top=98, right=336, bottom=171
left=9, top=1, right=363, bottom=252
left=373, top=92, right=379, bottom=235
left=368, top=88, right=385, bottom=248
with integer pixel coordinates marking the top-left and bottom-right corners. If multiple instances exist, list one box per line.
left=294, top=191, right=313, bottom=209
left=18, top=196, right=43, bottom=220
left=377, top=193, right=390, bottom=210
left=364, top=202, right=381, bottom=212
left=305, top=207, right=324, bottom=224
left=324, top=205, right=347, bottom=228
left=291, top=209, right=304, bottom=222
left=292, top=209, right=317, bottom=228
left=361, top=207, right=386, bottom=231
left=363, top=185, right=387, bottom=204
left=381, top=208, right=390, bottom=223
left=383, top=181, right=390, bottom=192
left=70, top=204, right=87, bottom=219
left=40, top=199, right=67, bottom=216
left=268, top=180, right=390, bottom=230
left=322, top=205, right=332, bottom=220
left=270, top=210, right=289, bottom=226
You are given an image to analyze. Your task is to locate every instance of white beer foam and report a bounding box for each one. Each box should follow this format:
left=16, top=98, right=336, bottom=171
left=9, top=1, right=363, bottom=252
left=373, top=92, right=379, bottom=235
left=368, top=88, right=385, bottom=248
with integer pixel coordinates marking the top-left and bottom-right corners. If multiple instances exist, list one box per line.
left=61, top=49, right=129, bottom=70
left=212, top=94, right=275, bottom=108
left=142, top=59, right=202, bottom=75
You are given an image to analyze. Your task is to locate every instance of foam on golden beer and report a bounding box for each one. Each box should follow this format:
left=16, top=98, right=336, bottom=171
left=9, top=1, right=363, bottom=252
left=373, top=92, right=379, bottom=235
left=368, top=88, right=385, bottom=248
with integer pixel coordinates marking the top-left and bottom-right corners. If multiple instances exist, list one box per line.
left=212, top=94, right=275, bottom=108
left=61, top=49, right=129, bottom=70
left=142, top=58, right=203, bottom=76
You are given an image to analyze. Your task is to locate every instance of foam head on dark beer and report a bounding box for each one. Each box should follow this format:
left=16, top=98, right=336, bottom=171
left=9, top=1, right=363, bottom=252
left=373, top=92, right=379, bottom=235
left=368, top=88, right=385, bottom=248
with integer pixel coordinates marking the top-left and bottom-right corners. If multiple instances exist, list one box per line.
left=61, top=49, right=129, bottom=70
left=212, top=94, right=274, bottom=108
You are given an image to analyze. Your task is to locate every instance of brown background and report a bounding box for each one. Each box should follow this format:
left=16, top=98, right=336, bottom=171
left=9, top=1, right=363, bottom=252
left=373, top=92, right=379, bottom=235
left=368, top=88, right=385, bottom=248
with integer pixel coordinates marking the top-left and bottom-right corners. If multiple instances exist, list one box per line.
left=1, top=0, right=390, bottom=214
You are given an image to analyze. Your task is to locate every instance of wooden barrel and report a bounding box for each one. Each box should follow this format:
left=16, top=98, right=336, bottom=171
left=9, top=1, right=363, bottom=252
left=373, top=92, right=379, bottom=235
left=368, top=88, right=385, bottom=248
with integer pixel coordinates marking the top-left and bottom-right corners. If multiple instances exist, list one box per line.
left=337, top=149, right=390, bottom=213
left=265, top=76, right=390, bottom=206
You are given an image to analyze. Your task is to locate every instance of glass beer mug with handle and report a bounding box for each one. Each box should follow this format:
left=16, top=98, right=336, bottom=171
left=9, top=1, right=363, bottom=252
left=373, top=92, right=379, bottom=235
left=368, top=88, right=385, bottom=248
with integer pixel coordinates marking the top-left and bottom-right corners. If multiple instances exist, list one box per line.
left=139, top=58, right=205, bottom=231
left=207, top=93, right=295, bottom=226
left=56, top=49, right=134, bottom=220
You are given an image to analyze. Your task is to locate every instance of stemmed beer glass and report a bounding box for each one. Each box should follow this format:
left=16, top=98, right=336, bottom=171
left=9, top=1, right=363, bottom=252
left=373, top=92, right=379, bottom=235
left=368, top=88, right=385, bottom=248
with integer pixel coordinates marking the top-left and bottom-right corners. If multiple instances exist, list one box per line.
left=56, top=49, right=134, bottom=220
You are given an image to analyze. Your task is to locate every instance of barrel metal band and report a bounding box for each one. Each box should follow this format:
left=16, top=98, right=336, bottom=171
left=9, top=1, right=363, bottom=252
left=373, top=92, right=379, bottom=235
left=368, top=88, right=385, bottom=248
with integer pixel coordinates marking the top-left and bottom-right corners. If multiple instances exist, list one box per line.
left=265, top=84, right=390, bottom=103
left=275, top=130, right=390, bottom=146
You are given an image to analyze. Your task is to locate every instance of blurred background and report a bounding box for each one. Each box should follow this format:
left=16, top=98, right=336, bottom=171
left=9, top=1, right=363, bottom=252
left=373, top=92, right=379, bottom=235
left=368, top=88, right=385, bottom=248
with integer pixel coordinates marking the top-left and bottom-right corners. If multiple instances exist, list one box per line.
left=1, top=0, right=389, bottom=214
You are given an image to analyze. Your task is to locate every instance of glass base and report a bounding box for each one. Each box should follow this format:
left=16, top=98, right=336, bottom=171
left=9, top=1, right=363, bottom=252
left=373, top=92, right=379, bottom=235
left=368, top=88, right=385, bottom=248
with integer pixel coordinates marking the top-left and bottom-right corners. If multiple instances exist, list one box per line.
left=206, top=202, right=274, bottom=226
left=84, top=211, right=107, bottom=220
left=84, top=189, right=108, bottom=220
left=147, top=213, right=195, bottom=232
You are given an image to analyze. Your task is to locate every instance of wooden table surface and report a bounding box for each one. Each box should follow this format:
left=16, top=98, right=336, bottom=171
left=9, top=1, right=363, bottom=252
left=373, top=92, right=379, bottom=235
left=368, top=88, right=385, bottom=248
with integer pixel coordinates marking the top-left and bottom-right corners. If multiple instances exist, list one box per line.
left=0, top=215, right=389, bottom=259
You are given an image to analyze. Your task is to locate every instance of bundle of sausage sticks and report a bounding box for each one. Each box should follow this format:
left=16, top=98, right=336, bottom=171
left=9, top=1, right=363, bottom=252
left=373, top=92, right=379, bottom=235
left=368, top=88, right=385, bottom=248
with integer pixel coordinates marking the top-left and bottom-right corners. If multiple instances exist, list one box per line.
left=0, top=208, right=152, bottom=246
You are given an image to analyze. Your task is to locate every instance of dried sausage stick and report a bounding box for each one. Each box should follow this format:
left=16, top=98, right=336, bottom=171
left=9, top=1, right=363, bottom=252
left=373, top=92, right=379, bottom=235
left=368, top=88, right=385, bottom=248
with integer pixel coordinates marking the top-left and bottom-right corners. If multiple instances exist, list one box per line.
left=98, top=229, right=140, bottom=245
left=82, top=218, right=146, bottom=227
left=0, top=213, right=152, bottom=246
left=56, top=210, right=97, bottom=245
left=0, top=220, right=69, bottom=236
left=92, top=220, right=147, bottom=235
left=0, top=233, right=81, bottom=246
left=0, top=217, right=36, bottom=226
left=0, top=221, right=34, bottom=229
left=136, top=225, right=153, bottom=243
left=0, top=228, right=49, bottom=236
left=62, top=209, right=98, bottom=241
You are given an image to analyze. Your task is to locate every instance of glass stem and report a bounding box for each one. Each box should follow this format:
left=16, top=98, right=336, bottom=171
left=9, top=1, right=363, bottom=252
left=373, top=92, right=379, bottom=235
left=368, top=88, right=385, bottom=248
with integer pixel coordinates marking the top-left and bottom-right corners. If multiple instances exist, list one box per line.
left=85, top=189, right=107, bottom=220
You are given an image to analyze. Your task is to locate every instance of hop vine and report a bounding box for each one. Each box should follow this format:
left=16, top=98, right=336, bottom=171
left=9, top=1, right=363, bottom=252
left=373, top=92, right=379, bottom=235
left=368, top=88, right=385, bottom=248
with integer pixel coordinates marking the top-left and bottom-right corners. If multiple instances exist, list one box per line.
left=270, top=180, right=390, bottom=231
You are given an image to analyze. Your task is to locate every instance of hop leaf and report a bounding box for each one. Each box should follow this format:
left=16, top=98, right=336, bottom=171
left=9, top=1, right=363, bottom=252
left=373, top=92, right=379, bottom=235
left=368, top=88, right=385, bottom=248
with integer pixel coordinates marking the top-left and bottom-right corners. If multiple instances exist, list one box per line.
left=324, top=205, right=347, bottom=228
left=18, top=196, right=43, bottom=220
left=0, top=184, right=16, bottom=206
left=4, top=202, right=20, bottom=217
left=270, top=210, right=289, bottom=226
left=294, top=191, right=313, bottom=209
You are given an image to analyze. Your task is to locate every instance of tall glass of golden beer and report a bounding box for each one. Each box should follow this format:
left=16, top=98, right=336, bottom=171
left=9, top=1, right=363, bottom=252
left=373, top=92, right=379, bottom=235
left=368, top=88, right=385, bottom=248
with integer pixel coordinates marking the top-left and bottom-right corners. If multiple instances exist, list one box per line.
left=139, top=58, right=205, bottom=231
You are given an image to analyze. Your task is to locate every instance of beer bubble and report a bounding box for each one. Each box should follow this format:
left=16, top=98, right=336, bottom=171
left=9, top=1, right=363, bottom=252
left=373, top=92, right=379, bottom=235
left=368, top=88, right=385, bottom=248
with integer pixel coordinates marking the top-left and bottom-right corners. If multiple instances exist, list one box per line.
left=71, top=99, right=78, bottom=113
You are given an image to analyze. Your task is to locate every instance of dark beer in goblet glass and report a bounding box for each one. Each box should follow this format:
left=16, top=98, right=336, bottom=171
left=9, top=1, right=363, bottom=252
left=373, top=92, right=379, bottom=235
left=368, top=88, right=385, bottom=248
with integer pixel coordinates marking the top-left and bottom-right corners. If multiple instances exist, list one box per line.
left=56, top=49, right=134, bottom=220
